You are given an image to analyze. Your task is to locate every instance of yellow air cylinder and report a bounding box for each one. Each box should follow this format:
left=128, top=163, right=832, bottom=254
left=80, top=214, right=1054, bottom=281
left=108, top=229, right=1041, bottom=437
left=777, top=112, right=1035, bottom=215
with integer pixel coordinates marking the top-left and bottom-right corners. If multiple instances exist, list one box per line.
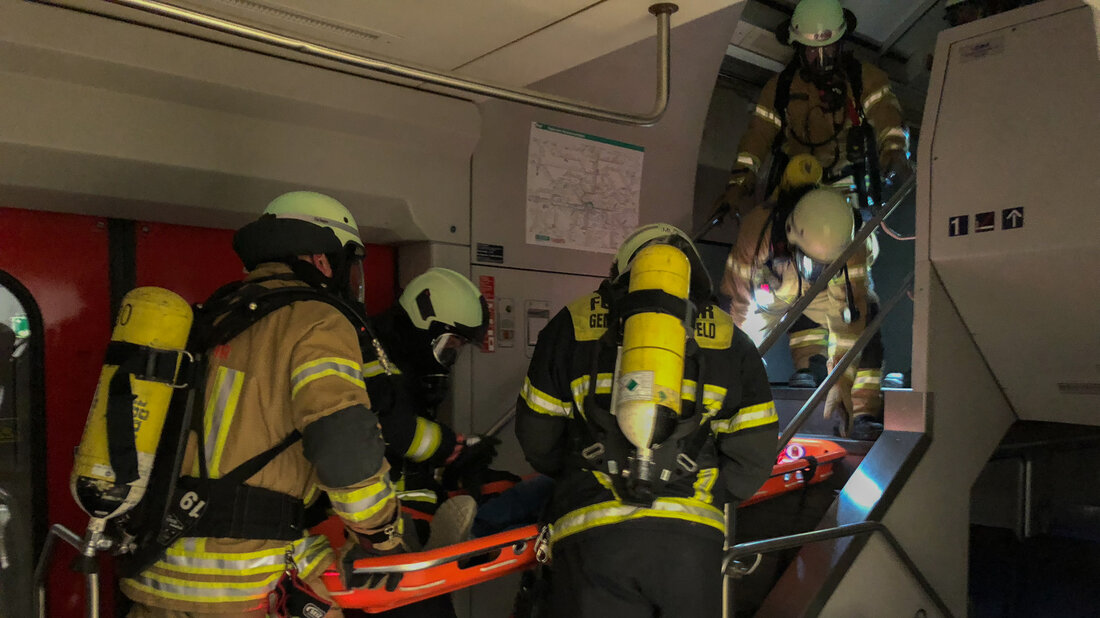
left=613, top=243, right=690, bottom=453
left=71, top=287, right=193, bottom=521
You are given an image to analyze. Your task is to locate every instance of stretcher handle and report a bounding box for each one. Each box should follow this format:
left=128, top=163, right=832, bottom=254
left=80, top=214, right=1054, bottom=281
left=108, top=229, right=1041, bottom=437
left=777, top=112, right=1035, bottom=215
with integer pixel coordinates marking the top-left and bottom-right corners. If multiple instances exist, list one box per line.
left=352, top=529, right=539, bottom=574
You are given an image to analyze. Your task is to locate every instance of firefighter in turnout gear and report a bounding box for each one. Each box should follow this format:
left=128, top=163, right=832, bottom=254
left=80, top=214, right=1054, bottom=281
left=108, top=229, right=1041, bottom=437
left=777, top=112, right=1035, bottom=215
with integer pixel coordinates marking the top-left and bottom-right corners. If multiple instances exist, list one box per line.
left=723, top=0, right=911, bottom=218
left=357, top=267, right=491, bottom=618
left=516, top=223, right=777, bottom=617
left=121, top=192, right=405, bottom=616
left=722, top=160, right=884, bottom=441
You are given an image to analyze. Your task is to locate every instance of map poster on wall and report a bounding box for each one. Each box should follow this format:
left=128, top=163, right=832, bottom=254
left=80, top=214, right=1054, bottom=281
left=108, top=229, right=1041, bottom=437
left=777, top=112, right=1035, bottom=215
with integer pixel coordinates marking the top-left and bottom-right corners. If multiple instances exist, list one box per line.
left=526, top=122, right=644, bottom=254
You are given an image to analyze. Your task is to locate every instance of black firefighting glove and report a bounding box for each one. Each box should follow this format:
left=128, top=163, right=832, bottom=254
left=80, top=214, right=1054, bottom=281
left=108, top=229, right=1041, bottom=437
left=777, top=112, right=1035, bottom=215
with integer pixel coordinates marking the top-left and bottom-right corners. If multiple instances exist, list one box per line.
left=442, top=435, right=503, bottom=494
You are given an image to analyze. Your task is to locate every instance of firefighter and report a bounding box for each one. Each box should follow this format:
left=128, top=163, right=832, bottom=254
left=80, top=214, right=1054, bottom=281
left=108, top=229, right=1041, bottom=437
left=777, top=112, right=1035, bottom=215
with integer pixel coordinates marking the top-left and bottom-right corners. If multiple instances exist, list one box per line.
left=356, top=267, right=495, bottom=618
left=516, top=224, right=777, bottom=617
left=722, top=165, right=884, bottom=441
left=122, top=192, right=407, bottom=617
left=723, top=0, right=911, bottom=218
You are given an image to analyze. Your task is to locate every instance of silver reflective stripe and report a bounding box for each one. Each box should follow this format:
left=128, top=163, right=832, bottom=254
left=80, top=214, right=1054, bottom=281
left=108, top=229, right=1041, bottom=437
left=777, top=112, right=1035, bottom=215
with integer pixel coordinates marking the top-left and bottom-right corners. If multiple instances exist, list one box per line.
left=552, top=498, right=724, bottom=545
left=204, top=367, right=243, bottom=474
left=398, top=489, right=439, bottom=504
left=158, top=535, right=329, bottom=575
left=789, top=330, right=828, bottom=347
left=754, top=104, right=782, bottom=128
left=862, top=85, right=891, bottom=111
left=275, top=212, right=359, bottom=236
left=521, top=377, right=572, bottom=418
left=736, top=153, right=760, bottom=172
left=330, top=479, right=396, bottom=523
left=406, top=417, right=442, bottom=462
left=291, top=359, right=363, bottom=396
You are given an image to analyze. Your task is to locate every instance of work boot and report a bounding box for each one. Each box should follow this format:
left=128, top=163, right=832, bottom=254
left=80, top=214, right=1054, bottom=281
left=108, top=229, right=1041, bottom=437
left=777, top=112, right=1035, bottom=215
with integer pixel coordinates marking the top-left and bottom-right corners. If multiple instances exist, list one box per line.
left=849, top=415, right=884, bottom=441
left=788, top=354, right=828, bottom=388
left=883, top=371, right=911, bottom=388
left=424, top=495, right=477, bottom=551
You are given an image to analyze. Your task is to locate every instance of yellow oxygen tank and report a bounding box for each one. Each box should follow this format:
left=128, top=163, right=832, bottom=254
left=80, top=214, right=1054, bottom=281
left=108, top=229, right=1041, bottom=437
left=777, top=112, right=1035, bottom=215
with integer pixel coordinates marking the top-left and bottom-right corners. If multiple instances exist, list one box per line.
left=612, top=243, right=690, bottom=480
left=71, top=287, right=193, bottom=522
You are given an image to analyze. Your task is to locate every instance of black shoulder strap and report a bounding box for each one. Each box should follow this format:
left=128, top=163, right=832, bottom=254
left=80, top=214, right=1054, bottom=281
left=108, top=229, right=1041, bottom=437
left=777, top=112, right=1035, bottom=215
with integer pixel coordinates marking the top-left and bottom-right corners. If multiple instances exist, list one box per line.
left=846, top=55, right=865, bottom=119
left=774, top=61, right=799, bottom=129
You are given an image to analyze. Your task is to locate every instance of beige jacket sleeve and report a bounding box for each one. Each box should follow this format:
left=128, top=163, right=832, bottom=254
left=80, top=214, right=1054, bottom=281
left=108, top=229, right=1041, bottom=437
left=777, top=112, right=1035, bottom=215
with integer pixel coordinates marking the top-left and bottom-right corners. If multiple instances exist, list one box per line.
left=859, top=63, right=908, bottom=161
left=722, top=205, right=774, bottom=327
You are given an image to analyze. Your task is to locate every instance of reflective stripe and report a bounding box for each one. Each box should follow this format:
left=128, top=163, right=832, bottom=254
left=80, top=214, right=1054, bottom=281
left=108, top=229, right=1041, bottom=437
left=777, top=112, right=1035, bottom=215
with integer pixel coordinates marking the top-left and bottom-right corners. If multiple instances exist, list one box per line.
left=397, top=489, right=438, bottom=504
left=711, top=401, right=778, bottom=434
left=788, top=329, right=828, bottom=349
left=569, top=373, right=614, bottom=417
left=736, top=153, right=761, bottom=173
left=854, top=369, right=883, bottom=391
left=405, top=417, right=442, bottom=462
left=862, top=85, right=891, bottom=111
left=754, top=104, right=782, bottom=129
left=328, top=477, right=396, bottom=523
left=829, top=333, right=859, bottom=351
left=275, top=212, right=359, bottom=237
left=363, top=360, right=399, bottom=378
left=291, top=357, right=364, bottom=398
left=681, top=380, right=728, bottom=412
left=552, top=498, right=725, bottom=545
left=203, top=367, right=244, bottom=477
left=692, top=467, right=719, bottom=503
left=521, top=377, right=572, bottom=418
left=126, top=535, right=330, bottom=602
left=879, top=127, right=909, bottom=148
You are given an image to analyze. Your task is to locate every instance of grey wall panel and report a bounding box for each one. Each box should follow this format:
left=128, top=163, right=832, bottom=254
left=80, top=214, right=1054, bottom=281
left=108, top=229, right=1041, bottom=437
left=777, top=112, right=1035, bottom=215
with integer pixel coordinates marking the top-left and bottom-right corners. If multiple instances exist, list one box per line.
left=471, top=5, right=745, bottom=278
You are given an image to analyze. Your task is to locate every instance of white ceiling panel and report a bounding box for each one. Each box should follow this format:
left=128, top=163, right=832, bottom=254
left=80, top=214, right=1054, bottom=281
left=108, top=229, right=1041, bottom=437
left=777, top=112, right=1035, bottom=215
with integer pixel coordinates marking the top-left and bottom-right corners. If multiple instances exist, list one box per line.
left=172, top=0, right=599, bottom=69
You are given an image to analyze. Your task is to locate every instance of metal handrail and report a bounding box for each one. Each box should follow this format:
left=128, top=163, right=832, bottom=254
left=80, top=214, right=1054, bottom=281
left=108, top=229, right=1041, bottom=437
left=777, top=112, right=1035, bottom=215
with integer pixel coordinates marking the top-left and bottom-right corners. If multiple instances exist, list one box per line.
left=63, top=0, right=680, bottom=126
left=723, top=520, right=954, bottom=618
left=776, top=271, right=914, bottom=454
left=758, top=174, right=916, bottom=357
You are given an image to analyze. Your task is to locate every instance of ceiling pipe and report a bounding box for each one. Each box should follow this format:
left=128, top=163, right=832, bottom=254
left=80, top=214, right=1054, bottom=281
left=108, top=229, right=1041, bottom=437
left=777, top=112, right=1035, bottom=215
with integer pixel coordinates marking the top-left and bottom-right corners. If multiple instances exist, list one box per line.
left=52, top=0, right=680, bottom=126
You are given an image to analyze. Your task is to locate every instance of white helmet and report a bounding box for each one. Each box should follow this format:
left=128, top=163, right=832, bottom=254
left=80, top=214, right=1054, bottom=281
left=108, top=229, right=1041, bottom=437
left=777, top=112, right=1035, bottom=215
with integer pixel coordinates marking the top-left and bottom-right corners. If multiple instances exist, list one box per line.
left=785, top=188, right=855, bottom=267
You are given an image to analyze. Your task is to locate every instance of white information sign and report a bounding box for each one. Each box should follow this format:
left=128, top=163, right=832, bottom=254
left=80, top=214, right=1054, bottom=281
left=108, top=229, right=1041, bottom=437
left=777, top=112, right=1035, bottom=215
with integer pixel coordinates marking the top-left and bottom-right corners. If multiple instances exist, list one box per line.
left=526, top=122, right=644, bottom=254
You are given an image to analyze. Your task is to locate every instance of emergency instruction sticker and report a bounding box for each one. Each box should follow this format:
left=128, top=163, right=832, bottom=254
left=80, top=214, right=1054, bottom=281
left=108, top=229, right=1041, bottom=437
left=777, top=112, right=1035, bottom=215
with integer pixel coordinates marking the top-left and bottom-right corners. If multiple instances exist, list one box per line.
left=478, top=276, right=496, bottom=353
left=617, top=371, right=654, bottom=402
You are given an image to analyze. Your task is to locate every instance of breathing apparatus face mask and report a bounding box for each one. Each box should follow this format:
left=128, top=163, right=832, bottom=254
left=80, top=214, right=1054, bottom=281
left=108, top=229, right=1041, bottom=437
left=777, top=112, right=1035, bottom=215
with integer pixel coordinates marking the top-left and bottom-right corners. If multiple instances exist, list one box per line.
left=798, top=43, right=846, bottom=108
left=795, top=249, right=829, bottom=283
left=430, top=332, right=470, bottom=369
left=330, top=244, right=366, bottom=306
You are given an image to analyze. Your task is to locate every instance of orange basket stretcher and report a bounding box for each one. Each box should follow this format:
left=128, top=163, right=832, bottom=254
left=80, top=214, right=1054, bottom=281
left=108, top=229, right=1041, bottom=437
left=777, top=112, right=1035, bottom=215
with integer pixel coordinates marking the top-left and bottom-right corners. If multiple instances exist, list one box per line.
left=320, top=437, right=846, bottom=612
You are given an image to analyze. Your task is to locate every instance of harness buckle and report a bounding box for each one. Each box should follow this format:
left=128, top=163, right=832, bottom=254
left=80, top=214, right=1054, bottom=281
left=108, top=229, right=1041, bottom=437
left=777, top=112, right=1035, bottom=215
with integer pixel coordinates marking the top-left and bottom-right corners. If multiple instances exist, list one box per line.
left=581, top=442, right=605, bottom=462
left=676, top=452, right=698, bottom=473
left=534, top=525, right=553, bottom=565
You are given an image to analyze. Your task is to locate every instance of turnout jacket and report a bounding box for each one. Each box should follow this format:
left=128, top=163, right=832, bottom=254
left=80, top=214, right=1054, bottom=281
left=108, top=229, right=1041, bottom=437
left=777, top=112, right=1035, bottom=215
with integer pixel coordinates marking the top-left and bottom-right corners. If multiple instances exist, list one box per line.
left=516, top=291, right=778, bottom=547
left=362, top=308, right=459, bottom=511
left=733, top=62, right=907, bottom=182
left=122, top=263, right=397, bottom=613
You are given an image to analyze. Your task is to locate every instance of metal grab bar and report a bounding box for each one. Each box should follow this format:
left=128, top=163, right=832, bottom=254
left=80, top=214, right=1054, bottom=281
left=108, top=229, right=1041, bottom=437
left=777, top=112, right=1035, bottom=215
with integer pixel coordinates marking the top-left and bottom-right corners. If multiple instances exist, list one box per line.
left=758, top=174, right=916, bottom=357
left=722, top=521, right=954, bottom=618
left=776, top=271, right=914, bottom=454
left=64, top=0, right=680, bottom=126
left=34, top=524, right=96, bottom=618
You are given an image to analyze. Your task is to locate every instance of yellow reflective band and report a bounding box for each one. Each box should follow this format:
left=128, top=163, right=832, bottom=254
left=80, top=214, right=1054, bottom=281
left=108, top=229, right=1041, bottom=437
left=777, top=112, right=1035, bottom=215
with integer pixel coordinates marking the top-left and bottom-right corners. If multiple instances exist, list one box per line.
left=127, top=535, right=331, bottom=601
left=862, top=85, right=892, bottom=111
left=788, top=329, right=828, bottom=349
left=569, top=373, right=614, bottom=418
left=521, top=376, right=572, bottom=418
left=329, top=477, right=396, bottom=523
left=397, top=489, right=438, bottom=504
left=363, top=360, right=399, bottom=378
left=405, top=417, right=443, bottom=462
left=203, top=367, right=244, bottom=478
left=879, top=127, right=909, bottom=148
left=712, top=401, right=778, bottom=434
left=754, top=104, right=782, bottom=129
left=736, top=153, right=761, bottom=173
left=552, top=497, right=725, bottom=546
left=854, top=369, right=883, bottom=391
left=291, top=357, right=364, bottom=399
left=692, top=467, right=719, bottom=503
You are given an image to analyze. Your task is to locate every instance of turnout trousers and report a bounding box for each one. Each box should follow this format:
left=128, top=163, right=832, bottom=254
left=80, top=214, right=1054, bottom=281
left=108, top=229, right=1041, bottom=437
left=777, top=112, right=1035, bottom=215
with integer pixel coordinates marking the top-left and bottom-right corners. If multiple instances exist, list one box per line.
left=549, top=522, right=724, bottom=618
